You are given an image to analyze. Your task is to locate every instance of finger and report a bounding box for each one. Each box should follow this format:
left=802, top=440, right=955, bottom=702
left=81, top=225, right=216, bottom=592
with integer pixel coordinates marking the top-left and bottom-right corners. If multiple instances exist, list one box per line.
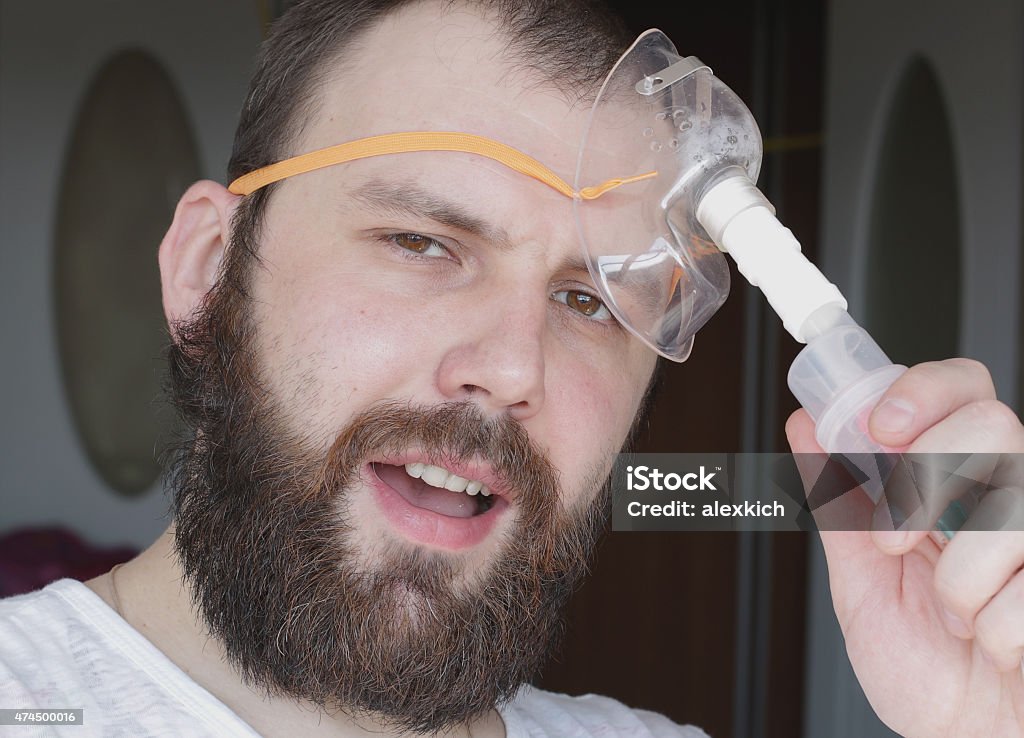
left=869, top=402, right=1024, bottom=554
left=974, top=567, right=1024, bottom=672
left=868, top=359, right=997, bottom=449
left=960, top=486, right=1024, bottom=533
left=870, top=452, right=999, bottom=553
left=907, top=400, right=1024, bottom=455
left=933, top=527, right=1024, bottom=641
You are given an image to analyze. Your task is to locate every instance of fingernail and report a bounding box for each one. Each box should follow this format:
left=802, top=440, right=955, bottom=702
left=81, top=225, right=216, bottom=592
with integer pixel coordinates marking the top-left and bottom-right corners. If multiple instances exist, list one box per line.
left=941, top=608, right=971, bottom=639
left=873, top=399, right=916, bottom=435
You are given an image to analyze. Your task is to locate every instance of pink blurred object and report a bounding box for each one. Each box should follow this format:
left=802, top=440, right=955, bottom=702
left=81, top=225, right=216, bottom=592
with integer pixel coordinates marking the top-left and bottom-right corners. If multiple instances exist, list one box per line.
left=0, top=527, right=137, bottom=597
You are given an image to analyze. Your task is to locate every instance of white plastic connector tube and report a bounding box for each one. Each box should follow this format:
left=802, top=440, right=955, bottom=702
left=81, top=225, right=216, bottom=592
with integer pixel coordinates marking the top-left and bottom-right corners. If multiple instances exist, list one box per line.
left=696, top=172, right=847, bottom=342
left=696, top=174, right=905, bottom=501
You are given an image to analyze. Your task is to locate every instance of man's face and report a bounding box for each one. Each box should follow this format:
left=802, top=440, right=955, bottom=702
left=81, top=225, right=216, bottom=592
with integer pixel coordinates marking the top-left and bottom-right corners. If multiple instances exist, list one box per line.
left=251, top=4, right=656, bottom=574
left=169, top=3, right=656, bottom=734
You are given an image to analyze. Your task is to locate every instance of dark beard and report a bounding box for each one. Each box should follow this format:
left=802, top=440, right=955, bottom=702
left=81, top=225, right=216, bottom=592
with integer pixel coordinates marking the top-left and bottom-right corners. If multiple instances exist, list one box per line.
left=163, top=218, right=610, bottom=734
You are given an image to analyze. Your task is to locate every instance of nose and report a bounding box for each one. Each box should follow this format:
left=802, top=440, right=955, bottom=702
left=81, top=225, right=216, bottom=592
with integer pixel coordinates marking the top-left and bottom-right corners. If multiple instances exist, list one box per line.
left=434, top=281, right=547, bottom=421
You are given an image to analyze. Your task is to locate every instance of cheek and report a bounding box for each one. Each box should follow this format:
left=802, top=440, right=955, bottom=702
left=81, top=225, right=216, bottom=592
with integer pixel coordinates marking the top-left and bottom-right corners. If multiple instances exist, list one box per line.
left=252, top=269, right=441, bottom=435
left=543, top=358, right=648, bottom=504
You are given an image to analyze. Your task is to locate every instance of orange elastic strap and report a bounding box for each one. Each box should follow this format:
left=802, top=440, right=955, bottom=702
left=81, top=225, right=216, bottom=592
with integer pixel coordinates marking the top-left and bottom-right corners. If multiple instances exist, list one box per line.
left=668, top=265, right=684, bottom=299
left=228, top=131, right=656, bottom=200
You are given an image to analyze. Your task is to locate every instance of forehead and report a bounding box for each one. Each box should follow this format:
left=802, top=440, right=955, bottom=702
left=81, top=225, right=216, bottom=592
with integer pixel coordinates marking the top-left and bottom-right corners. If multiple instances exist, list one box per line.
left=294, top=2, right=590, bottom=182
left=258, top=3, right=659, bottom=395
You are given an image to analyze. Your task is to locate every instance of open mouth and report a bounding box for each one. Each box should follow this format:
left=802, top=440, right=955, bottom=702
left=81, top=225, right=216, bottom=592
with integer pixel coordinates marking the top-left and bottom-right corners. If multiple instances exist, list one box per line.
left=367, top=459, right=508, bottom=550
left=372, top=462, right=497, bottom=518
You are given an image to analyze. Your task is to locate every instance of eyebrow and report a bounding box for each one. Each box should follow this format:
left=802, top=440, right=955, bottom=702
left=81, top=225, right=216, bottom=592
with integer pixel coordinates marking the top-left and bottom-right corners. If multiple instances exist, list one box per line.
left=348, top=179, right=591, bottom=275
left=350, top=180, right=512, bottom=247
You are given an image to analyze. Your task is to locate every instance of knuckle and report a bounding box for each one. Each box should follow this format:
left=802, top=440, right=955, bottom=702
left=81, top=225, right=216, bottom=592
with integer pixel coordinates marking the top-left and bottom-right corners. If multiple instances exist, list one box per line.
left=912, top=358, right=997, bottom=399
left=980, top=488, right=1024, bottom=530
left=953, top=357, right=998, bottom=397
left=902, top=361, right=947, bottom=392
left=946, top=357, right=991, bottom=382
left=968, top=400, right=1022, bottom=437
left=974, top=607, right=1013, bottom=658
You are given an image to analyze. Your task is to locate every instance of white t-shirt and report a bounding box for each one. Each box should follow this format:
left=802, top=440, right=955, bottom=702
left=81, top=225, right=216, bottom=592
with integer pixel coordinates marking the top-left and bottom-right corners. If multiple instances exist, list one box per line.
left=0, top=580, right=708, bottom=737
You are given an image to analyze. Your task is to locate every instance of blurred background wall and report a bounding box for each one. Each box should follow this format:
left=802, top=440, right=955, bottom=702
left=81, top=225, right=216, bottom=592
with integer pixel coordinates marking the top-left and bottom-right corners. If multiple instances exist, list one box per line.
left=0, top=1, right=1021, bottom=737
left=0, top=0, right=262, bottom=547
left=804, top=1, right=1022, bottom=735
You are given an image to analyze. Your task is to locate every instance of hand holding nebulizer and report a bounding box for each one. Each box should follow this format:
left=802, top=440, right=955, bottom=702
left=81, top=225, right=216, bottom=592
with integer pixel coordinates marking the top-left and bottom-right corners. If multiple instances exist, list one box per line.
left=576, top=29, right=971, bottom=538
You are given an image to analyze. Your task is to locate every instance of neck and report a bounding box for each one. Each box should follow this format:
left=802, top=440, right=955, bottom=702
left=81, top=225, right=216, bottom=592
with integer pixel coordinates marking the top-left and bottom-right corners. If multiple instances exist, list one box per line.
left=86, top=526, right=506, bottom=738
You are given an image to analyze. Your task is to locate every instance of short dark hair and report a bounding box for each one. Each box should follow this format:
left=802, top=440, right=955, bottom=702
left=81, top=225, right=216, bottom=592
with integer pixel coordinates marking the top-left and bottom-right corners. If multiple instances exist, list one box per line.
left=225, top=0, right=632, bottom=245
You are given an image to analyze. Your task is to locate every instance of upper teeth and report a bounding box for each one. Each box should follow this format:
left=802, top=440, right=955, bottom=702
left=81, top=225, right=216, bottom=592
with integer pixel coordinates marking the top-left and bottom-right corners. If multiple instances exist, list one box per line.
left=404, top=463, right=491, bottom=496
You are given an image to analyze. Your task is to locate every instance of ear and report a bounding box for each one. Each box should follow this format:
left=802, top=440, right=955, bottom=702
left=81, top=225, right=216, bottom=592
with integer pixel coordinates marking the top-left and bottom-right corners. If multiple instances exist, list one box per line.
left=158, top=180, right=239, bottom=337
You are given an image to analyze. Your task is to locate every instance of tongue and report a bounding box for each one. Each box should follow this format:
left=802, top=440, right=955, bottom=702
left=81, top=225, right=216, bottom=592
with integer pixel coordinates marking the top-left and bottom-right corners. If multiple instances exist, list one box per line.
left=375, top=463, right=478, bottom=519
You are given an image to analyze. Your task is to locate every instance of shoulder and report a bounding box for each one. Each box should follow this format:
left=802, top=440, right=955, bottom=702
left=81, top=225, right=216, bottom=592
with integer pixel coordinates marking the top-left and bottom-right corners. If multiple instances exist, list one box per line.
left=501, top=685, right=710, bottom=738
left=0, top=579, right=149, bottom=707
left=0, top=579, right=89, bottom=705
left=0, top=578, right=117, bottom=673
left=0, top=580, right=259, bottom=735
left=0, top=578, right=80, bottom=648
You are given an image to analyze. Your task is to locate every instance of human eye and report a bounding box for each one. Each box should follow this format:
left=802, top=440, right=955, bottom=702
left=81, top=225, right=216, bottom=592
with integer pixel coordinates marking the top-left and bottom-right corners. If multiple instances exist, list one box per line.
left=382, top=232, right=452, bottom=260
left=552, top=288, right=615, bottom=323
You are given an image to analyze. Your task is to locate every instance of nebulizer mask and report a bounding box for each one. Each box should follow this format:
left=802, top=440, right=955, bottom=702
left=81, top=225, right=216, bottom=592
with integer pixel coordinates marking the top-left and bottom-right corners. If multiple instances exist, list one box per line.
left=577, top=30, right=973, bottom=539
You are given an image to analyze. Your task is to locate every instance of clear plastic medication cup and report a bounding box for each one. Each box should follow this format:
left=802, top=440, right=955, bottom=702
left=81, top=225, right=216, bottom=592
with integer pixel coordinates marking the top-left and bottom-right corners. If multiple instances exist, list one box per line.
left=786, top=305, right=907, bottom=503
left=788, top=305, right=907, bottom=459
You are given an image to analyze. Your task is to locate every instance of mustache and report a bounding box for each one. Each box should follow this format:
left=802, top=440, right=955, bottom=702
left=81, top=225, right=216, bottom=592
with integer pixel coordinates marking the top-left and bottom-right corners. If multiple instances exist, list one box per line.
left=317, top=399, right=560, bottom=511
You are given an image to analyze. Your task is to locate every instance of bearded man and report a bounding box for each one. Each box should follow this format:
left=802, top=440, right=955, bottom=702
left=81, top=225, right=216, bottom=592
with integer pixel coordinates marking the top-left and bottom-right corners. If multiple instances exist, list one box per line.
left=3, top=1, right=1024, bottom=737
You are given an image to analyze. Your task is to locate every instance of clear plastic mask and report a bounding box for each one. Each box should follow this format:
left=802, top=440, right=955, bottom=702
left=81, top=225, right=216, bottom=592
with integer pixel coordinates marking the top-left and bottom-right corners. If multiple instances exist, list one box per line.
left=575, top=29, right=764, bottom=361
